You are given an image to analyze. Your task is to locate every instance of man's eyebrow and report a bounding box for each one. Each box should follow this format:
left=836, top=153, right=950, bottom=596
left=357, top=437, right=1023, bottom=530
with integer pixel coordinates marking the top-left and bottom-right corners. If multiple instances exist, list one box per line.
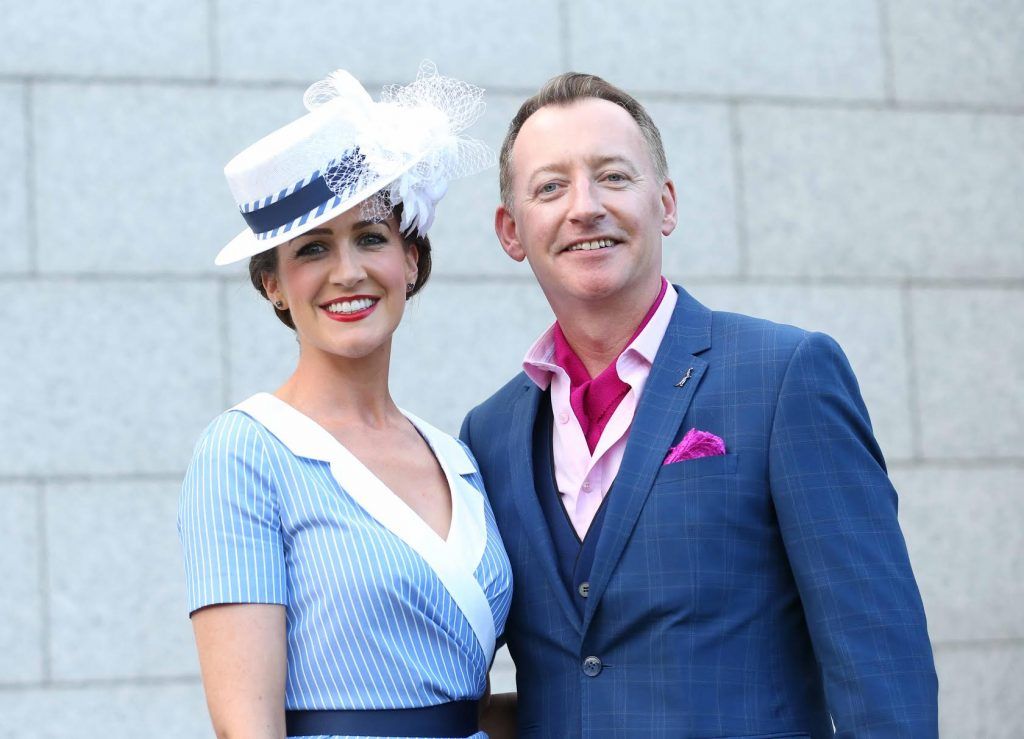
left=525, top=155, right=639, bottom=183
left=588, top=154, right=639, bottom=171
left=525, top=164, right=566, bottom=181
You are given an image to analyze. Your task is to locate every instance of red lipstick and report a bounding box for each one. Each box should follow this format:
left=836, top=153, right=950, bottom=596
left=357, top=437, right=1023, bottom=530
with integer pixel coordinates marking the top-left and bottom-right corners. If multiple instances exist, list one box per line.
left=320, top=296, right=380, bottom=323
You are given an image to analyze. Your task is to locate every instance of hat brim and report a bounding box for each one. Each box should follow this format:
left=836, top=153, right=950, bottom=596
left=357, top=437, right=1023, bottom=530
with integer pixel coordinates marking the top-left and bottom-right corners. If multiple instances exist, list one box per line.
left=214, top=157, right=419, bottom=266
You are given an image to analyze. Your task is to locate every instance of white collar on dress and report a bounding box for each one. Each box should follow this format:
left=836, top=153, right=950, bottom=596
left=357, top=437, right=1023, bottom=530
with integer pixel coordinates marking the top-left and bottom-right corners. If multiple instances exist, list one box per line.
left=233, top=392, right=476, bottom=476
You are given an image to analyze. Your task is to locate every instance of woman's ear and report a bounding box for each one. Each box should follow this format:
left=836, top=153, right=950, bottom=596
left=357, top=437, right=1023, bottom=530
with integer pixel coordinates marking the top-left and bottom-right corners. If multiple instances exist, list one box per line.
left=404, top=242, right=420, bottom=287
left=262, top=272, right=285, bottom=309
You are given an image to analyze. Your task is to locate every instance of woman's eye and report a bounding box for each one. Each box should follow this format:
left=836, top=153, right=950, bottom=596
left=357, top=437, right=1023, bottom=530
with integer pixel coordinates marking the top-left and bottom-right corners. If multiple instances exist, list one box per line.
left=357, top=232, right=388, bottom=248
left=295, top=241, right=327, bottom=257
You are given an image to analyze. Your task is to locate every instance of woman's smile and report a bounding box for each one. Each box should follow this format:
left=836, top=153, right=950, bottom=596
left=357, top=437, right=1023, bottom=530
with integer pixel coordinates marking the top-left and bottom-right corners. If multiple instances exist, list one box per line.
left=320, top=295, right=381, bottom=322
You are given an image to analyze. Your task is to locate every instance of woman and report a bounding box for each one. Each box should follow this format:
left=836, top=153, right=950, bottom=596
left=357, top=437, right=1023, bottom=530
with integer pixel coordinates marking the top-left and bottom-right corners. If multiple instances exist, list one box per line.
left=178, top=63, right=512, bottom=739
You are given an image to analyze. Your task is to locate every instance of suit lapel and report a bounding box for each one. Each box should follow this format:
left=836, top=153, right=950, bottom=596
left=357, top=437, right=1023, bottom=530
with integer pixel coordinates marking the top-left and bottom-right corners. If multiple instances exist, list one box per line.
left=582, top=287, right=713, bottom=631
left=508, top=380, right=581, bottom=632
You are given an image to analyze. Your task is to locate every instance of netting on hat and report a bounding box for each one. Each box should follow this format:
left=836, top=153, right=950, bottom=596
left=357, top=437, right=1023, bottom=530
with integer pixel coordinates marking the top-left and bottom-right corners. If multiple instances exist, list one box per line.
left=302, top=61, right=493, bottom=236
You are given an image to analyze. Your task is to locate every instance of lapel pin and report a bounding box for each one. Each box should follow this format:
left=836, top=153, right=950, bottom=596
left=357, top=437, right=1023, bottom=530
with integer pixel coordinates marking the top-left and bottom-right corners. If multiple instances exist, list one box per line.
left=675, top=367, right=694, bottom=388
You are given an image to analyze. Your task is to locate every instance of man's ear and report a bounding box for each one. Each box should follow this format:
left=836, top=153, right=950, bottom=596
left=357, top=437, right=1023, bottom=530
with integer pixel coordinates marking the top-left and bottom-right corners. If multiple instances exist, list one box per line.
left=660, top=179, right=679, bottom=237
left=495, top=204, right=526, bottom=262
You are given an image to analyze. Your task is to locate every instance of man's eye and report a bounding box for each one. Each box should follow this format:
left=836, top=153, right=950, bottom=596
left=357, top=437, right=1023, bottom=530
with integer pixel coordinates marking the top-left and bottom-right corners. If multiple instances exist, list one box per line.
left=605, top=172, right=627, bottom=182
left=539, top=182, right=559, bottom=195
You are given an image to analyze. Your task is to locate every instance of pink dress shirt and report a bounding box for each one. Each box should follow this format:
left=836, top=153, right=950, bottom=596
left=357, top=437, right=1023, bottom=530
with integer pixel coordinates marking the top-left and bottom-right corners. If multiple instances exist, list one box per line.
left=522, top=280, right=678, bottom=538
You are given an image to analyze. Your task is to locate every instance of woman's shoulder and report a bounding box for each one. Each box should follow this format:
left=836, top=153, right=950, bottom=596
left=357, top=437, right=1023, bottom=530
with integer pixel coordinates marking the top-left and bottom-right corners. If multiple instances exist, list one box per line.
left=180, top=403, right=284, bottom=514
left=190, top=398, right=276, bottom=463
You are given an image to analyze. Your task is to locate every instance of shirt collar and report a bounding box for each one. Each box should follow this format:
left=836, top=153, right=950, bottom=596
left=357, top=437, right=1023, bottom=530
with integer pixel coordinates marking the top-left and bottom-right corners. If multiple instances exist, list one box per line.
left=623, top=278, right=677, bottom=367
left=522, top=278, right=678, bottom=389
left=522, top=323, right=560, bottom=389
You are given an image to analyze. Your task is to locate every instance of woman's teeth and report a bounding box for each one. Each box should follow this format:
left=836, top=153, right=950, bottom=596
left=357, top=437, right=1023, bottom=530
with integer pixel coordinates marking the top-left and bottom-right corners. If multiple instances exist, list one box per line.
left=567, top=239, right=615, bottom=252
left=326, top=298, right=376, bottom=314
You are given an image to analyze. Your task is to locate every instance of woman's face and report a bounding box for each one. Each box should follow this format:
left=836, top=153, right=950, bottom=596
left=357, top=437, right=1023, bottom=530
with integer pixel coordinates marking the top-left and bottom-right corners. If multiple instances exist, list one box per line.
left=263, top=207, right=418, bottom=362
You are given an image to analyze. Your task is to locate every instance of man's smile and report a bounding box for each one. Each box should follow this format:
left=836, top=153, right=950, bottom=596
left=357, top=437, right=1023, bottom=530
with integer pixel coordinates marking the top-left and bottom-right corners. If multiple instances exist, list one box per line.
left=562, top=238, right=621, bottom=253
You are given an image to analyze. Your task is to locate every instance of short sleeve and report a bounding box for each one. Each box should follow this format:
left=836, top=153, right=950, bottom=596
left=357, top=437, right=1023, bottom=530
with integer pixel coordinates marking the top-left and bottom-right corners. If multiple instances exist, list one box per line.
left=178, top=411, right=288, bottom=613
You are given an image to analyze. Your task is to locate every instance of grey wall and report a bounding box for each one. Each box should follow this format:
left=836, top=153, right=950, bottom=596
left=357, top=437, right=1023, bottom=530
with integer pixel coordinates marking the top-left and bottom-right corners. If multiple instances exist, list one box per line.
left=1, top=1, right=1021, bottom=736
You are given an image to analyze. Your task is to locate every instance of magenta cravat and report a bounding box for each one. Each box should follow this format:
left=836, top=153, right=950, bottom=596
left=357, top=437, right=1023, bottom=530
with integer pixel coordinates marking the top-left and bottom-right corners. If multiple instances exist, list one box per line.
left=552, top=280, right=668, bottom=453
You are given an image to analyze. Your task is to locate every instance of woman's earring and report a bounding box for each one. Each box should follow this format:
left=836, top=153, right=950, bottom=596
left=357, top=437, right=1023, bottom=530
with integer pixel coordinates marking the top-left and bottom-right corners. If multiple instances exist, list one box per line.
left=274, top=299, right=285, bottom=309
left=406, top=283, right=415, bottom=294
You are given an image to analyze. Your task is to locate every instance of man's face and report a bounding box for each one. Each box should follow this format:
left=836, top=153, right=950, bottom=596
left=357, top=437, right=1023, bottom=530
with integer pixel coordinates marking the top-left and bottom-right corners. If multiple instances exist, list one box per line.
left=496, top=98, right=677, bottom=312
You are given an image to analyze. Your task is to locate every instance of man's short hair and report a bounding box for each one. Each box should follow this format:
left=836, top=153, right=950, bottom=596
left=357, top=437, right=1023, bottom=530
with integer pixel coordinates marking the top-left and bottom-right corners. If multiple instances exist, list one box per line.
left=498, top=72, right=669, bottom=210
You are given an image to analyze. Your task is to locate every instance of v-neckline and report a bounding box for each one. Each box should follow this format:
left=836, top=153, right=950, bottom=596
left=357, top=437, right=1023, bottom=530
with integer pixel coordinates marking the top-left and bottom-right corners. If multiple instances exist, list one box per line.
left=259, top=392, right=460, bottom=547
left=232, top=392, right=497, bottom=660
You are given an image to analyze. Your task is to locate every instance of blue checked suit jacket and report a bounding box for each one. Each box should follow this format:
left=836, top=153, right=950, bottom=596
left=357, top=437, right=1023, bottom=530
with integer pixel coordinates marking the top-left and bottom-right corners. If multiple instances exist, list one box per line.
left=461, top=286, right=938, bottom=738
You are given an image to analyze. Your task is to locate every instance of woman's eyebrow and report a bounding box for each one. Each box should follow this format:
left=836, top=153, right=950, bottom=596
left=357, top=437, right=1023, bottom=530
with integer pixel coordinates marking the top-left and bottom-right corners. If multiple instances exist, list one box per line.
left=352, top=220, right=391, bottom=231
left=288, top=227, right=332, bottom=245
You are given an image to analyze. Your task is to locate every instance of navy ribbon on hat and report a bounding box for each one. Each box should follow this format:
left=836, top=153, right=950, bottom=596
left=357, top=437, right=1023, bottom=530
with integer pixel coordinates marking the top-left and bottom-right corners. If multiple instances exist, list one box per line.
left=240, top=149, right=366, bottom=235
left=241, top=175, right=334, bottom=235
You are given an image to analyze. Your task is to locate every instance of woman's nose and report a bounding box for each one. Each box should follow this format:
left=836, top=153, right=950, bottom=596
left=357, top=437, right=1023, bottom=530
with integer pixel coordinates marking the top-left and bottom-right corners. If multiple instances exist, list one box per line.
left=329, top=245, right=367, bottom=286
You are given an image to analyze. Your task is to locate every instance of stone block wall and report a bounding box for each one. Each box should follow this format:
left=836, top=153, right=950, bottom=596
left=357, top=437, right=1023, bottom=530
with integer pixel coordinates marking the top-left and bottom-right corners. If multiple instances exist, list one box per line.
left=1, top=1, right=1021, bottom=735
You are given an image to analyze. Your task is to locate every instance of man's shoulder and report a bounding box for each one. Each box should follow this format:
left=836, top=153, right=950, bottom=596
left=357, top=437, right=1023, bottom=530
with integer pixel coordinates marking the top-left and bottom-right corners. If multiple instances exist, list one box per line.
left=662, top=299, right=851, bottom=386
left=700, top=307, right=855, bottom=385
left=670, top=286, right=814, bottom=357
left=709, top=308, right=811, bottom=350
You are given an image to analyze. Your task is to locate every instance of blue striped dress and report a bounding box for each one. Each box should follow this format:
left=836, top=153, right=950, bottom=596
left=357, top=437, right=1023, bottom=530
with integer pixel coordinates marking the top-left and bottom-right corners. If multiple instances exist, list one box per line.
left=178, top=393, right=513, bottom=739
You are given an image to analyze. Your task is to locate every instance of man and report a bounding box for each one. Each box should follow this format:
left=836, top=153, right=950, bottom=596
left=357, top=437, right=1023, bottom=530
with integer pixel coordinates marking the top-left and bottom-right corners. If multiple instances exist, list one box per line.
left=461, top=73, right=938, bottom=737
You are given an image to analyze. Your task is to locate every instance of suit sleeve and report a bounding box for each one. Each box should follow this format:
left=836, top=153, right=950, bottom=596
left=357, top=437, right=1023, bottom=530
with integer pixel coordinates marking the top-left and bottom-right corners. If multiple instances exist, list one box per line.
left=768, top=332, right=938, bottom=736
left=459, top=410, right=476, bottom=456
left=460, top=407, right=513, bottom=652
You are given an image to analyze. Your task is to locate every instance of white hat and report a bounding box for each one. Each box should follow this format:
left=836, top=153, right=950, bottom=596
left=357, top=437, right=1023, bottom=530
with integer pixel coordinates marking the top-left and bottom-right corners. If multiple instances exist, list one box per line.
left=216, top=61, right=492, bottom=266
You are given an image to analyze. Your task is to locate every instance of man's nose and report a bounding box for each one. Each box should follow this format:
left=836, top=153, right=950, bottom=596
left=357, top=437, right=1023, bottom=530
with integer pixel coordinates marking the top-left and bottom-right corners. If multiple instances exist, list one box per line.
left=567, top=179, right=606, bottom=225
left=329, top=245, right=367, bottom=286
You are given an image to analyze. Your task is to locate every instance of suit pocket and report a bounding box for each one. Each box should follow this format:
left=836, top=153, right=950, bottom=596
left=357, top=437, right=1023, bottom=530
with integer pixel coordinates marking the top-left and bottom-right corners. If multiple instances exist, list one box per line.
left=653, top=452, right=739, bottom=485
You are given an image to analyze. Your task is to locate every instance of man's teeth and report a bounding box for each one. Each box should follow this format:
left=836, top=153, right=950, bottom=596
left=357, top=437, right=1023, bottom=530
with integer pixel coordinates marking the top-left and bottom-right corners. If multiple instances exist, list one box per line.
left=326, top=298, right=376, bottom=314
left=567, top=239, right=615, bottom=252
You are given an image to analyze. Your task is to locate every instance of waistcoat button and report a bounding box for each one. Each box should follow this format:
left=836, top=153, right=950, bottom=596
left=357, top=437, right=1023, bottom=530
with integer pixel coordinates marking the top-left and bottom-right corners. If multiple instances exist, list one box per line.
left=578, top=581, right=590, bottom=597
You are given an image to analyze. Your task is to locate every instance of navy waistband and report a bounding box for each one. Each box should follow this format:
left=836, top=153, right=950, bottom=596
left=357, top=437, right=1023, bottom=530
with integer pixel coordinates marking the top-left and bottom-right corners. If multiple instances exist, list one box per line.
left=285, top=700, right=479, bottom=738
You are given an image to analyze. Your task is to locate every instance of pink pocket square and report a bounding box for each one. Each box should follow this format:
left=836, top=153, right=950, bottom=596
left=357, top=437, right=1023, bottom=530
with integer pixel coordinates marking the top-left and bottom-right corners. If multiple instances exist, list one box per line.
left=663, top=429, right=726, bottom=465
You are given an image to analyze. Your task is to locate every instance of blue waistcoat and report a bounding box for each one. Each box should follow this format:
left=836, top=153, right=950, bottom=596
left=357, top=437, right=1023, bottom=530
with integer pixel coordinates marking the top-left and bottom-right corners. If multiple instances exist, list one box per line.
left=531, top=394, right=607, bottom=620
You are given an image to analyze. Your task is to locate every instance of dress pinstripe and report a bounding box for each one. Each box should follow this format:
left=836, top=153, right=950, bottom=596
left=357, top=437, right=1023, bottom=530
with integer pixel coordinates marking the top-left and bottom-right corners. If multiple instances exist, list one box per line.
left=179, top=393, right=513, bottom=739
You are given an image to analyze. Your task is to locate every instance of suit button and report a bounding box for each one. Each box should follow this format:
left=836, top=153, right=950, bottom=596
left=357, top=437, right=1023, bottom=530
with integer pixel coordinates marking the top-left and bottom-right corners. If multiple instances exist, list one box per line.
left=582, top=656, right=602, bottom=677
left=578, top=581, right=590, bottom=597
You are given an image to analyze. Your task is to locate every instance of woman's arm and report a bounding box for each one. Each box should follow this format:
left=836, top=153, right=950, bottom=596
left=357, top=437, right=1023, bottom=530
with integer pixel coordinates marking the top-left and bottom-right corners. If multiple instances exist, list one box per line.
left=479, top=675, right=517, bottom=739
left=192, top=603, right=288, bottom=739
